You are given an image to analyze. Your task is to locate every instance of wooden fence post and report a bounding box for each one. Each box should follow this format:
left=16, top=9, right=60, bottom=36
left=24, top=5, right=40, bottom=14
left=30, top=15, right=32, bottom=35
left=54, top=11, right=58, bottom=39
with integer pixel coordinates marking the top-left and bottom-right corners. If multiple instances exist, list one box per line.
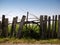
left=1, top=15, right=8, bottom=37
left=44, top=15, right=47, bottom=39
left=40, top=15, right=44, bottom=39
left=47, top=16, right=51, bottom=38
left=0, top=21, right=2, bottom=36
left=17, top=15, right=26, bottom=38
left=4, top=18, right=8, bottom=37
left=54, top=15, right=57, bottom=38
left=16, top=16, right=18, bottom=23
left=10, top=17, right=18, bottom=37
left=57, top=15, right=60, bottom=38
left=52, top=16, right=55, bottom=38
left=1, top=15, right=5, bottom=37
left=15, top=16, right=18, bottom=37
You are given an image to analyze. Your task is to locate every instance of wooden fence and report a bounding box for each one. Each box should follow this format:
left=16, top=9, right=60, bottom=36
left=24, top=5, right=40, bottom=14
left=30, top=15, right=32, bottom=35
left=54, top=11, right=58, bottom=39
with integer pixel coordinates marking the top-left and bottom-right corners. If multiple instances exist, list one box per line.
left=0, top=15, right=60, bottom=39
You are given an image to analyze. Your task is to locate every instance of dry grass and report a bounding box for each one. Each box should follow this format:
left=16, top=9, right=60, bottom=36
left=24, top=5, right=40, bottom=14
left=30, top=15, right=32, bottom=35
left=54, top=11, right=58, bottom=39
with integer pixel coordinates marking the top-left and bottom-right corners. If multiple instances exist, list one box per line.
left=0, top=38, right=60, bottom=44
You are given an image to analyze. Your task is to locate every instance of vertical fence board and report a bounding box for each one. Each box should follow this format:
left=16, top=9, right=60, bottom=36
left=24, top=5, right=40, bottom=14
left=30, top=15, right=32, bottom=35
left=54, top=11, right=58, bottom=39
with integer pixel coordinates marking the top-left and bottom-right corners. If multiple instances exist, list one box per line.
left=4, top=18, right=8, bottom=37
left=0, top=21, right=2, bottom=36
left=17, top=15, right=26, bottom=38
left=58, top=15, right=60, bottom=38
left=10, top=17, right=17, bottom=37
left=44, top=15, right=47, bottom=38
left=1, top=15, right=5, bottom=37
left=54, top=15, right=57, bottom=38
left=15, top=17, right=18, bottom=36
left=10, top=17, right=15, bottom=37
left=52, top=16, right=55, bottom=38
left=40, top=15, right=44, bottom=39
left=47, top=16, right=51, bottom=38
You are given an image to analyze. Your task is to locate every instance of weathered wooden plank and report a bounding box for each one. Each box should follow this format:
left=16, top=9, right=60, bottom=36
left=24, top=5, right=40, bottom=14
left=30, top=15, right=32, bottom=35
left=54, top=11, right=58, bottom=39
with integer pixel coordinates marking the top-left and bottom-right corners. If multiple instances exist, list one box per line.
left=27, top=12, right=29, bottom=21
left=10, top=17, right=18, bottom=37
left=44, top=15, right=47, bottom=39
left=0, top=21, right=2, bottom=36
left=47, top=16, right=51, bottom=38
left=40, top=15, right=44, bottom=39
left=1, top=15, right=8, bottom=37
left=25, top=12, right=29, bottom=31
left=57, top=15, right=60, bottom=38
left=10, top=17, right=15, bottom=37
left=52, top=16, right=55, bottom=38
left=16, top=16, right=18, bottom=23
left=17, top=15, right=26, bottom=38
left=1, top=15, right=5, bottom=37
left=4, top=18, right=8, bottom=37
left=54, top=15, right=57, bottom=38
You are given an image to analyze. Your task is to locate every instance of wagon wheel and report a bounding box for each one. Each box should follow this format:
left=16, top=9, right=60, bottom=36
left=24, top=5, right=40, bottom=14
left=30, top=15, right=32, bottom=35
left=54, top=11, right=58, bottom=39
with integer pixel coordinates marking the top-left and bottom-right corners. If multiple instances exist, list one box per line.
left=22, top=23, right=40, bottom=38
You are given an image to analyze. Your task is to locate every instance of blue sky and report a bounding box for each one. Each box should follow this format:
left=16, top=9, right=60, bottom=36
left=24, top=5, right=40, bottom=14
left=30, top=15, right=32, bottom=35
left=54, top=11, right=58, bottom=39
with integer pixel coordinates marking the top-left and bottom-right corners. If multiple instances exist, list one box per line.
left=0, top=0, right=60, bottom=22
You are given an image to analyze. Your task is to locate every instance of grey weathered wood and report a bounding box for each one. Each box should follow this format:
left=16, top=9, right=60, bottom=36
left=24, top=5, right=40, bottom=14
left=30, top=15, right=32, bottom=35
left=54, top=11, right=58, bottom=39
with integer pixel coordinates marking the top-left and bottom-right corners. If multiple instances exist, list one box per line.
left=1, top=15, right=8, bottom=37
left=54, top=15, right=57, bottom=38
left=47, top=16, right=51, bottom=38
left=25, top=12, right=29, bottom=31
left=40, top=15, right=44, bottom=39
left=1, top=15, right=5, bottom=37
left=10, top=17, right=15, bottom=37
left=4, top=18, right=8, bottom=37
left=44, top=15, right=47, bottom=38
left=0, top=21, right=2, bottom=36
left=27, top=12, right=29, bottom=21
left=16, top=16, right=18, bottom=23
left=57, top=15, right=60, bottom=38
left=10, top=17, right=18, bottom=37
left=52, top=16, right=55, bottom=38
left=17, top=15, right=26, bottom=38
